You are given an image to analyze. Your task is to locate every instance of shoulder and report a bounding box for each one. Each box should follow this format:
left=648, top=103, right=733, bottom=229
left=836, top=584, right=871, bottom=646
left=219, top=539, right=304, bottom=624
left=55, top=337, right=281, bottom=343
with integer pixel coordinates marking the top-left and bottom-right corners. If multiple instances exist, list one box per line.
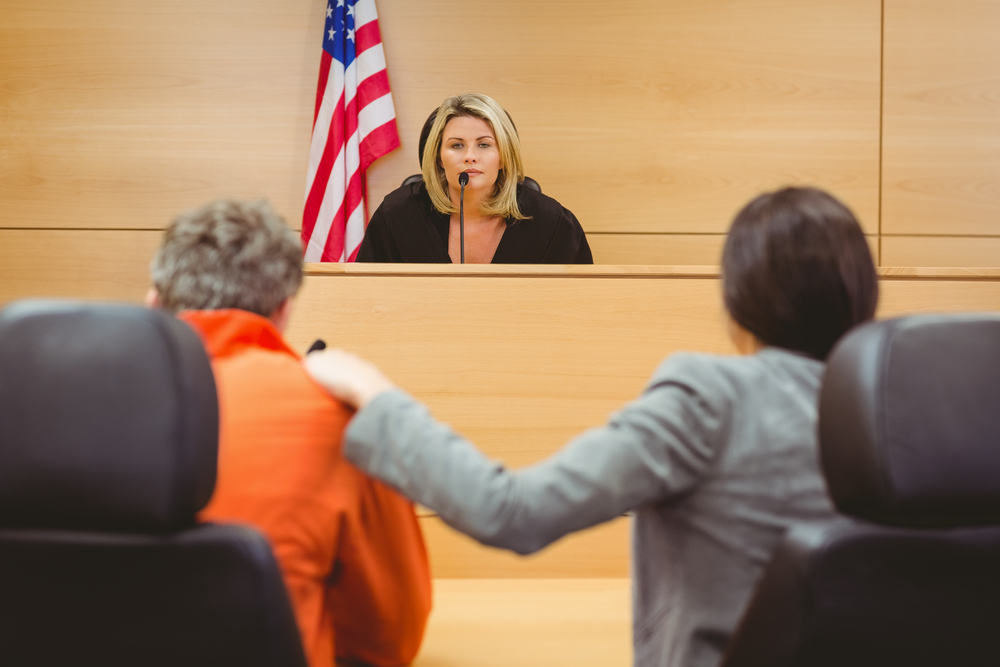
left=214, top=348, right=352, bottom=429
left=377, top=181, right=433, bottom=219
left=647, top=349, right=825, bottom=406
left=516, top=186, right=580, bottom=228
left=499, top=186, right=591, bottom=263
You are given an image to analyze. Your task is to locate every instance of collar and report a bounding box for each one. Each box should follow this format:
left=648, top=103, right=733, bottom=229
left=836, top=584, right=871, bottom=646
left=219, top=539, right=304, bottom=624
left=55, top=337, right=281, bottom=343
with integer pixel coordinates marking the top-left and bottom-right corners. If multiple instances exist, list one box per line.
left=177, top=309, right=297, bottom=361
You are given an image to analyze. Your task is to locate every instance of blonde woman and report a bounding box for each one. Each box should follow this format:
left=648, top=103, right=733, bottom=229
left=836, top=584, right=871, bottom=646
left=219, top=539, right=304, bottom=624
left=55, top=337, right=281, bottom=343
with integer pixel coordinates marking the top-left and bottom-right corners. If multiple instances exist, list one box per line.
left=357, top=93, right=592, bottom=264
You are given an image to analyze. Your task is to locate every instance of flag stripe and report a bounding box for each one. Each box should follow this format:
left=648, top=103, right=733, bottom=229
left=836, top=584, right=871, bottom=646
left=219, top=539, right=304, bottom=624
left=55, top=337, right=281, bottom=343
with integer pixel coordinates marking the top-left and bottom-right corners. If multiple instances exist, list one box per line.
left=354, top=0, right=379, bottom=28
left=355, top=23, right=384, bottom=64
left=313, top=52, right=332, bottom=125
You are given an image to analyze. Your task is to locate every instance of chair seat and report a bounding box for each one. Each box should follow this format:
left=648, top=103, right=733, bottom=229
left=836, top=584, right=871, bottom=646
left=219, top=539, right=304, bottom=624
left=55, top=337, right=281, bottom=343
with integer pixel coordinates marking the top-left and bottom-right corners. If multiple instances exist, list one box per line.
left=0, top=523, right=306, bottom=667
left=723, top=519, right=1000, bottom=667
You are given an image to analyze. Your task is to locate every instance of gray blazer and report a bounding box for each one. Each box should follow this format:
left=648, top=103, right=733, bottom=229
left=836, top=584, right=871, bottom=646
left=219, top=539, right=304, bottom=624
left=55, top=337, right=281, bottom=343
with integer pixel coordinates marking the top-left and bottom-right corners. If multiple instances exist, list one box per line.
left=344, top=348, right=837, bottom=667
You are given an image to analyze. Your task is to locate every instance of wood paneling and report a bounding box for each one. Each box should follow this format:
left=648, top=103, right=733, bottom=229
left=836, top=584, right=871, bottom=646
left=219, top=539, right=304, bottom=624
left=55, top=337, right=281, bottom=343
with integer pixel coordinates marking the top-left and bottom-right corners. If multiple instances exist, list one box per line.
left=285, top=266, right=1000, bottom=468
left=1, top=0, right=880, bottom=240
left=4, top=0, right=1000, bottom=267
left=369, top=0, right=881, bottom=235
left=0, top=229, right=160, bottom=305
left=420, top=515, right=629, bottom=579
left=413, top=578, right=631, bottom=667
left=0, top=0, right=319, bottom=230
left=587, top=234, right=726, bottom=266
left=878, top=275, right=1000, bottom=316
left=589, top=234, right=881, bottom=266
left=882, top=0, right=1000, bottom=237
left=882, top=236, right=1000, bottom=268
left=287, top=269, right=733, bottom=463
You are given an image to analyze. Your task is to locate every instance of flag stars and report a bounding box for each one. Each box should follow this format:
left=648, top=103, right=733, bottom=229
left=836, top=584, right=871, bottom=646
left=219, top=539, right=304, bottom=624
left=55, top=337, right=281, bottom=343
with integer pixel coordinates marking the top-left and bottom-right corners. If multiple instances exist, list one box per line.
left=347, top=27, right=355, bottom=41
left=326, top=4, right=333, bottom=19
left=347, top=4, right=355, bottom=16
left=328, top=27, right=336, bottom=41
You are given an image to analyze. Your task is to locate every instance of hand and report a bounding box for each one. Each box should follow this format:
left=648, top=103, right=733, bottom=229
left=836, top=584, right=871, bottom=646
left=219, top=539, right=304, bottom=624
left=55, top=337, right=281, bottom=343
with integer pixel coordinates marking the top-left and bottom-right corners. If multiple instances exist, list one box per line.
left=303, top=349, right=396, bottom=409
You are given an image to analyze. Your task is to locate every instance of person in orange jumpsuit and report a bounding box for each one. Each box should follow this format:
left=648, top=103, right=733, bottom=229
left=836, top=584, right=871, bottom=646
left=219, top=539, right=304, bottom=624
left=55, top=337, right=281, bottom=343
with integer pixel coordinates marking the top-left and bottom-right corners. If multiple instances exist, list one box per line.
left=147, top=199, right=431, bottom=667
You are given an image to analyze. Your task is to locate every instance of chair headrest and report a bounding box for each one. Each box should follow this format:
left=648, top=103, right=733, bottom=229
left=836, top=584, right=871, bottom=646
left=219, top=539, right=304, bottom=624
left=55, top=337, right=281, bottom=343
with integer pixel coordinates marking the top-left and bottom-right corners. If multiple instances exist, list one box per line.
left=0, top=301, right=218, bottom=532
left=819, top=314, right=1000, bottom=527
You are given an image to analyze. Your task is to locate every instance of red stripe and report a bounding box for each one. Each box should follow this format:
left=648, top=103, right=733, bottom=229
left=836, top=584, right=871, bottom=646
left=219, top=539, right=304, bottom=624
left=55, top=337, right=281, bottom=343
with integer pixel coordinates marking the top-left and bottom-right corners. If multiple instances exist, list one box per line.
left=320, top=167, right=363, bottom=261
left=313, top=51, right=332, bottom=126
left=355, top=21, right=382, bottom=54
left=359, top=119, right=401, bottom=172
left=356, top=68, right=390, bottom=108
left=302, top=91, right=346, bottom=245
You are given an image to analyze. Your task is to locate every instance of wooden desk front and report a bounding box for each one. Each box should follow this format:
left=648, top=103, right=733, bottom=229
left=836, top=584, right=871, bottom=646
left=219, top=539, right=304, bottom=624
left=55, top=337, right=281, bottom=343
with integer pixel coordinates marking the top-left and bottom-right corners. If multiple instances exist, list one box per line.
left=286, top=265, right=1000, bottom=579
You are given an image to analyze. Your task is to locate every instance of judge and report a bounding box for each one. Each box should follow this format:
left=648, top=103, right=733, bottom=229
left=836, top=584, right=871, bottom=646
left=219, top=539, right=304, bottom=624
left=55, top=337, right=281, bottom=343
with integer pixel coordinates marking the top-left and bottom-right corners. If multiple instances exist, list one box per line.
left=356, top=93, right=593, bottom=264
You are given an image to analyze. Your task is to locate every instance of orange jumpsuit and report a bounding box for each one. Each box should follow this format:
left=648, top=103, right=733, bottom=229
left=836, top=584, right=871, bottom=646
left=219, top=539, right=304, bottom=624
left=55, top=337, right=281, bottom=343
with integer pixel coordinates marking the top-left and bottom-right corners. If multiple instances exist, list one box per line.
left=180, top=309, right=431, bottom=667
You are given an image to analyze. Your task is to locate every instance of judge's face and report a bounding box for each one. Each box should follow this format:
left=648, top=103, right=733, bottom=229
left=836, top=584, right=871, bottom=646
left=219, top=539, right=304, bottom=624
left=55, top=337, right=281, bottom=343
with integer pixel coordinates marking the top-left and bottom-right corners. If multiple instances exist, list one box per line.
left=439, top=115, right=502, bottom=195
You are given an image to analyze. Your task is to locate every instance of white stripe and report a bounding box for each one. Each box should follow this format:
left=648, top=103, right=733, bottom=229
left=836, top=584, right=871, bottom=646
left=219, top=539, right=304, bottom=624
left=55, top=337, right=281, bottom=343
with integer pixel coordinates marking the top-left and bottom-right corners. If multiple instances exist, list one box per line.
left=304, top=233, right=329, bottom=262
left=355, top=42, right=387, bottom=84
left=357, top=92, right=396, bottom=143
left=304, top=145, right=347, bottom=262
left=344, top=199, right=367, bottom=260
left=354, top=0, right=379, bottom=30
left=343, top=58, right=358, bottom=107
left=304, top=60, right=344, bottom=196
left=331, top=127, right=362, bottom=255
left=344, top=126, right=361, bottom=185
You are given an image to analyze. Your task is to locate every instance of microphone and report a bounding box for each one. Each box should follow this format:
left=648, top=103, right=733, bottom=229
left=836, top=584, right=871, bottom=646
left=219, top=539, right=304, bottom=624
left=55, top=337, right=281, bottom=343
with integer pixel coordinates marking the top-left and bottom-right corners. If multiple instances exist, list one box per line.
left=458, top=172, right=469, bottom=264
left=306, top=339, right=327, bottom=354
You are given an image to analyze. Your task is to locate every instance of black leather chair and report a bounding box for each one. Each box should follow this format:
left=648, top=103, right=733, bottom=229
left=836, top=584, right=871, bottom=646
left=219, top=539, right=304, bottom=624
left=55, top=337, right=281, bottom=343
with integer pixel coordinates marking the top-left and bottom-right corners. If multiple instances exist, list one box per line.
left=0, top=301, right=307, bottom=667
left=721, top=314, right=1000, bottom=667
left=403, top=107, right=543, bottom=193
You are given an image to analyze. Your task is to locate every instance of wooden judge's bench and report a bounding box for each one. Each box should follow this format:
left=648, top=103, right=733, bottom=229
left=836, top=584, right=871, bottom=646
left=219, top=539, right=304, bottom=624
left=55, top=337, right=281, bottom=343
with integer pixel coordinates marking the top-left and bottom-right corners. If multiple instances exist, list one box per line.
left=282, top=264, right=1000, bottom=667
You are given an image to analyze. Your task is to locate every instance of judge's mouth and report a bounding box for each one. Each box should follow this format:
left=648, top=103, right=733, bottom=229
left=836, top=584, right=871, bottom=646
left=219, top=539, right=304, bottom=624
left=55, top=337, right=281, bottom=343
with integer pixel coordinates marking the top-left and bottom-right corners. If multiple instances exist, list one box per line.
left=462, top=169, right=482, bottom=175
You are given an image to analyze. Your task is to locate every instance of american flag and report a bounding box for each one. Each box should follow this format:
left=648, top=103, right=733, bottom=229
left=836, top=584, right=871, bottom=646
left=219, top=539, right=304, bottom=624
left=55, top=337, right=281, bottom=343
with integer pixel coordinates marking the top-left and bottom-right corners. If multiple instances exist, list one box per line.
left=302, top=0, right=400, bottom=262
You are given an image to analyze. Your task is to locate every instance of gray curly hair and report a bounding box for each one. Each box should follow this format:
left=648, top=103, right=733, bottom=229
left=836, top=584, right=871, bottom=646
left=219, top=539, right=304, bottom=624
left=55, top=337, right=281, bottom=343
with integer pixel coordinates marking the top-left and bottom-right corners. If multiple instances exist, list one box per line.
left=150, top=199, right=303, bottom=317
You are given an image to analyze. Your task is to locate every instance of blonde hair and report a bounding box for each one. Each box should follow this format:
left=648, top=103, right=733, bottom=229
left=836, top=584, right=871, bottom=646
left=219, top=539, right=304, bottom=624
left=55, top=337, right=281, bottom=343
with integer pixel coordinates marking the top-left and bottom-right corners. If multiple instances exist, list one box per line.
left=421, top=93, right=527, bottom=220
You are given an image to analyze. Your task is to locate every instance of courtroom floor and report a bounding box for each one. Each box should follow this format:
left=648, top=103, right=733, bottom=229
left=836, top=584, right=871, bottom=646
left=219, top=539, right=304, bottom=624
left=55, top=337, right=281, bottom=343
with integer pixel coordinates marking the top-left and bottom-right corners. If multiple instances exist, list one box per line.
left=412, top=578, right=632, bottom=667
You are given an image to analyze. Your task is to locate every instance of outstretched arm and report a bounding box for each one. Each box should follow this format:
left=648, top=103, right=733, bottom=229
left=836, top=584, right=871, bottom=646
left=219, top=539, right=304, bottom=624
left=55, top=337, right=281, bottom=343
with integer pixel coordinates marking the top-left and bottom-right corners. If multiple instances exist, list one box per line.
left=304, top=349, right=722, bottom=555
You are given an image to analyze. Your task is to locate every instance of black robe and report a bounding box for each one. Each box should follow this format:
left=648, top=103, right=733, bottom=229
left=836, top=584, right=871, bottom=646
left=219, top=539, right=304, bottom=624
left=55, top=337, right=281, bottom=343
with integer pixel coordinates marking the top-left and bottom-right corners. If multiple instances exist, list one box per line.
left=356, top=181, right=593, bottom=264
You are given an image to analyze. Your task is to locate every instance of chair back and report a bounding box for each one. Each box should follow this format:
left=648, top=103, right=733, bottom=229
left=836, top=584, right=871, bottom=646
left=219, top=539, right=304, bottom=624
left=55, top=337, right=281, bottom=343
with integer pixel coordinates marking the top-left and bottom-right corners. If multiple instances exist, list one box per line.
left=721, top=314, right=1000, bottom=667
left=0, top=300, right=307, bottom=667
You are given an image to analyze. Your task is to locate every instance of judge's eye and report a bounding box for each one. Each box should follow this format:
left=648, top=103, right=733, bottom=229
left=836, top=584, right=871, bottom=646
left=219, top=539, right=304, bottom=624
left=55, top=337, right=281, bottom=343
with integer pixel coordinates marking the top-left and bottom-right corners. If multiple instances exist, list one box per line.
left=479, top=142, right=493, bottom=149
left=449, top=143, right=464, bottom=149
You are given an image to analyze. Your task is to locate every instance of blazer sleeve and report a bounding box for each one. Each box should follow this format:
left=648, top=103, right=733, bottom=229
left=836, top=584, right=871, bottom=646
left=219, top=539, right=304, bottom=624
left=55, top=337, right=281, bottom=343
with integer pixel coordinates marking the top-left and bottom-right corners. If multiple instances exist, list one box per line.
left=343, top=371, right=726, bottom=555
left=329, top=469, right=432, bottom=666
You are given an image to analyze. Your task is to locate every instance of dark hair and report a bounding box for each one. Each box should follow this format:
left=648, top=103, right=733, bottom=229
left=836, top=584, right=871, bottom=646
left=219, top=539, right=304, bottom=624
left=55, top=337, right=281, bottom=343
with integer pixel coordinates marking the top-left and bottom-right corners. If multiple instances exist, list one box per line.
left=721, top=187, right=878, bottom=360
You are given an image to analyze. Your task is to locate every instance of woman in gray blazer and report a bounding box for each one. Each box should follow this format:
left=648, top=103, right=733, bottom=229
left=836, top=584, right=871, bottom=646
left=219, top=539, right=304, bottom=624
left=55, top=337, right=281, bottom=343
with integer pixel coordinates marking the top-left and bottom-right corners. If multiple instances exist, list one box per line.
left=304, top=186, right=880, bottom=667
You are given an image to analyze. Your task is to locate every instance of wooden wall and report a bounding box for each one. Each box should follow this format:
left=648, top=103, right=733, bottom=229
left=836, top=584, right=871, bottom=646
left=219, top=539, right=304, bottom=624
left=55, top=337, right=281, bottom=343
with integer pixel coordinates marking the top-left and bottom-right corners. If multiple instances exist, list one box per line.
left=881, top=0, right=1000, bottom=266
left=2, top=0, right=999, bottom=282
